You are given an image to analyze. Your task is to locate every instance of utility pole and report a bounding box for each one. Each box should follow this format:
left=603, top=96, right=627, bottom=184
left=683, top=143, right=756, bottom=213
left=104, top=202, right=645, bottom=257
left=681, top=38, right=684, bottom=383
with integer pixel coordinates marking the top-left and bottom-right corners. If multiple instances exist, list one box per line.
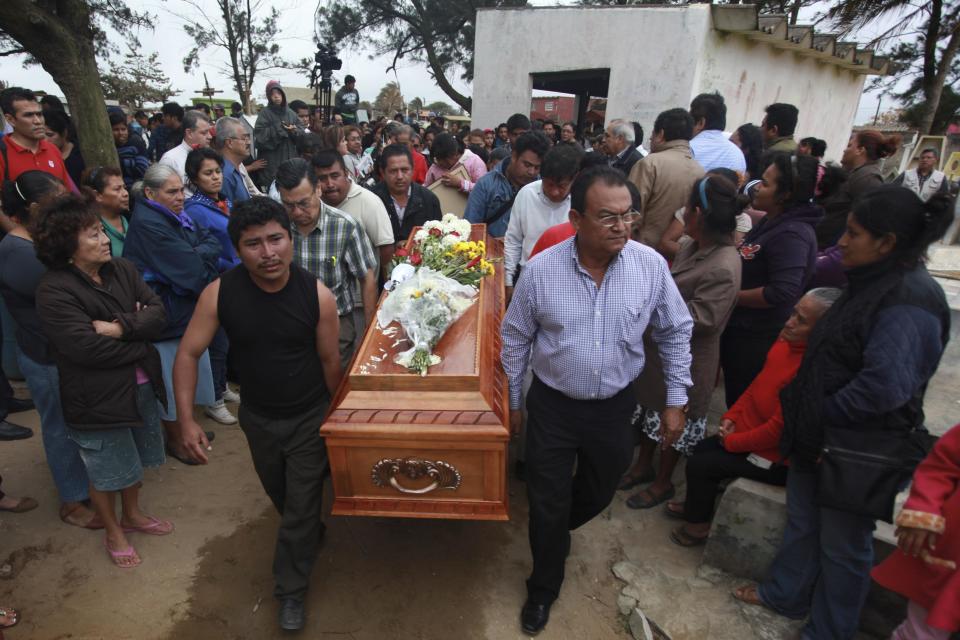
left=873, top=95, right=882, bottom=126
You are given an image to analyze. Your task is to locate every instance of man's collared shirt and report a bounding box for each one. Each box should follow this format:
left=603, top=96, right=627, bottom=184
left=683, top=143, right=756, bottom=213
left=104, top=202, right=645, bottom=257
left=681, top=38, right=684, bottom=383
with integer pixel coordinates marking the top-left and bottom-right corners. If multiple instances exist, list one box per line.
left=292, top=202, right=376, bottom=316
left=391, top=186, right=412, bottom=225
left=0, top=136, right=73, bottom=188
left=159, top=140, right=193, bottom=188
left=501, top=237, right=693, bottom=410
left=221, top=159, right=251, bottom=204
left=690, top=129, right=746, bottom=173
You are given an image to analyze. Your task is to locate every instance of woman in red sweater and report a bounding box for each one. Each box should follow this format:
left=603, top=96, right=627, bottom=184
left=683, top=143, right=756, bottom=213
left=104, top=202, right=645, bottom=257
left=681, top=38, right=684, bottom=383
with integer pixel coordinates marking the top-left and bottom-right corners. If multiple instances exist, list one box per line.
left=871, top=422, right=959, bottom=639
left=668, top=287, right=841, bottom=546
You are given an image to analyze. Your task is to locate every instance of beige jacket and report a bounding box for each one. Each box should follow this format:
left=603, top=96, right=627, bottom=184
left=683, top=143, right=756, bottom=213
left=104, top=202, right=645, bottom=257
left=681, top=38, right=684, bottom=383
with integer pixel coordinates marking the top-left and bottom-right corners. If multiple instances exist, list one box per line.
left=628, top=139, right=704, bottom=248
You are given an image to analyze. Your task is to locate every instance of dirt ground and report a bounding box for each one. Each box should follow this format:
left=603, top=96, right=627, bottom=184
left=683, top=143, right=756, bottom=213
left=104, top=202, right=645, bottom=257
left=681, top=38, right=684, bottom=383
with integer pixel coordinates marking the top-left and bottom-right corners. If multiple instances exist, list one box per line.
left=0, top=400, right=636, bottom=640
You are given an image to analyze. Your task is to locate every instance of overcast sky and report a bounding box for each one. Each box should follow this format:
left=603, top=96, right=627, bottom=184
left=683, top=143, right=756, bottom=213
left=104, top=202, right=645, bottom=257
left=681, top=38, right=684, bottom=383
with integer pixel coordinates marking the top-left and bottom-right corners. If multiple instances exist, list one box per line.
left=1, top=0, right=905, bottom=124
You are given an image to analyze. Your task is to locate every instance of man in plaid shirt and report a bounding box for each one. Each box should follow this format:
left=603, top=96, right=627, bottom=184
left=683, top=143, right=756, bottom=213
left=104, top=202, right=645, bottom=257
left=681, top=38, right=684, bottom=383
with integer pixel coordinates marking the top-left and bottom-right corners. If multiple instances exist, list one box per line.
left=276, top=159, right=377, bottom=368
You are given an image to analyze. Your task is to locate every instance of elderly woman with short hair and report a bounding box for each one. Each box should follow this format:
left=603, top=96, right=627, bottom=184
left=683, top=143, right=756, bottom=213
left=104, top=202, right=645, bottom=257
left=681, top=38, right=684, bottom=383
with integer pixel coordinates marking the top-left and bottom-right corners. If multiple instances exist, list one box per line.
left=124, top=163, right=223, bottom=457
left=34, top=194, right=171, bottom=568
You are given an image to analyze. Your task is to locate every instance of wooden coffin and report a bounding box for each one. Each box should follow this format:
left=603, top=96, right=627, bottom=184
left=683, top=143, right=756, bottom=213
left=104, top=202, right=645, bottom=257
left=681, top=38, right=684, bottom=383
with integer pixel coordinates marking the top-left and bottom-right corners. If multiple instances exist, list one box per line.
left=320, top=224, right=510, bottom=520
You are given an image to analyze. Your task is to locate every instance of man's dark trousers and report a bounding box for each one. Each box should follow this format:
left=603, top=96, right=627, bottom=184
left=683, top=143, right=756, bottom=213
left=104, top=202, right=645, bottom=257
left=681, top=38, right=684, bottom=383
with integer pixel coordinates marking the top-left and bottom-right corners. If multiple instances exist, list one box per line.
left=524, top=376, right=635, bottom=605
left=238, top=400, right=329, bottom=602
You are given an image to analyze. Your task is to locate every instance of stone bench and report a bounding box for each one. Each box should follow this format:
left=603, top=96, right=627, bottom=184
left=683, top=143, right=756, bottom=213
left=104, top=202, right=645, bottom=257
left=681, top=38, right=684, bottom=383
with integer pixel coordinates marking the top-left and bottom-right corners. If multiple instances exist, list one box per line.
left=699, top=478, right=901, bottom=583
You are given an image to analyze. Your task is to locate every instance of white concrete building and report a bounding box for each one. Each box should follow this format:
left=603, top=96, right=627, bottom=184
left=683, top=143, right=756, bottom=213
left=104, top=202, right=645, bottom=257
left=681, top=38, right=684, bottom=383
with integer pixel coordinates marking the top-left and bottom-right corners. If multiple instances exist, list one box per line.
left=471, top=4, right=888, bottom=163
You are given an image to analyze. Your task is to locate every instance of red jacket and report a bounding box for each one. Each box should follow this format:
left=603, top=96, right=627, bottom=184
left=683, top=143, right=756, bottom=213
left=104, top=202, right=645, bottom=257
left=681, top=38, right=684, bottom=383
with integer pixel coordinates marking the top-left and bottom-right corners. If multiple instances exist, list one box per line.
left=872, top=423, right=960, bottom=632
left=412, top=149, right=428, bottom=185
left=721, top=338, right=805, bottom=463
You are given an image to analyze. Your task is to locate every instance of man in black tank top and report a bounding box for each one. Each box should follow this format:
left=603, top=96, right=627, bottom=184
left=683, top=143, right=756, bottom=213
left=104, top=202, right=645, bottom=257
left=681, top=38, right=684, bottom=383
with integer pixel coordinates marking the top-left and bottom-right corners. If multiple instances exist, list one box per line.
left=172, top=198, right=342, bottom=631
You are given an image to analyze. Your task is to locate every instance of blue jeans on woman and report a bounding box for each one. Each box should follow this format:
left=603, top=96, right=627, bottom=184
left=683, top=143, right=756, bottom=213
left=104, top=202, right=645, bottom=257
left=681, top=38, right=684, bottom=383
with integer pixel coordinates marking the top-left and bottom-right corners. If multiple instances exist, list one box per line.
left=757, top=467, right=876, bottom=639
left=15, top=348, right=90, bottom=504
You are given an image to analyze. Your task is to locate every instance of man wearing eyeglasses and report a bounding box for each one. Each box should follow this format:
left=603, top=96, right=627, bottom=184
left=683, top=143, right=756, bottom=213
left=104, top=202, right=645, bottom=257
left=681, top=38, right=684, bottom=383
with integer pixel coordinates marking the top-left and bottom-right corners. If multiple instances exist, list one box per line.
left=501, top=166, right=693, bottom=636
left=215, top=117, right=262, bottom=203
left=276, top=158, right=377, bottom=368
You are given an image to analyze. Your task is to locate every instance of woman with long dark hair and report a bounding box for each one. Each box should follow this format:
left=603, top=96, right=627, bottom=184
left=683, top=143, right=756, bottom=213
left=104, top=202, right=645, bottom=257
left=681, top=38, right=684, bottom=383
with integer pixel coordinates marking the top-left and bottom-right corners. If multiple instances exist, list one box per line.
left=719, top=153, right=821, bottom=407
left=735, top=186, right=953, bottom=639
left=730, top=123, right=763, bottom=181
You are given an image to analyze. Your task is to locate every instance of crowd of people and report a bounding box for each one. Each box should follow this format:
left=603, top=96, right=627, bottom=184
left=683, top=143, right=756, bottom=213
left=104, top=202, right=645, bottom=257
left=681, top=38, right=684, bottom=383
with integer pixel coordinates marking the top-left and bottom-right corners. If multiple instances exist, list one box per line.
left=0, top=78, right=957, bottom=640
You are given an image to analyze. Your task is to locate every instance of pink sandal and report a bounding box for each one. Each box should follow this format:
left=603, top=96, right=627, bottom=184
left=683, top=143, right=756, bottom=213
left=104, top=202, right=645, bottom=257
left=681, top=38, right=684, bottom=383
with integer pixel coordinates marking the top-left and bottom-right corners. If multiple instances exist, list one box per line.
left=122, top=515, right=174, bottom=536
left=104, top=537, right=141, bottom=568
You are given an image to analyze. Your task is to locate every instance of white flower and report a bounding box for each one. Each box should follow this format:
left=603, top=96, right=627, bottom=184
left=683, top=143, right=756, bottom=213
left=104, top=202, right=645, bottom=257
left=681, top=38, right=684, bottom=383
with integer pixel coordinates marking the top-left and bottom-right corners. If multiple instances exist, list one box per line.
left=442, top=213, right=459, bottom=224
left=423, top=220, right=443, bottom=232
left=441, top=234, right=459, bottom=248
left=414, top=229, right=428, bottom=242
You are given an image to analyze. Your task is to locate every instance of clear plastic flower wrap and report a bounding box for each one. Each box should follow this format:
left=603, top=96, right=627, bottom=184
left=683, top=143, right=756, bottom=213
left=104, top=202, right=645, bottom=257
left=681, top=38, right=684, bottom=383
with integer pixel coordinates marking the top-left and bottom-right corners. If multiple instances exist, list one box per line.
left=377, top=267, right=479, bottom=376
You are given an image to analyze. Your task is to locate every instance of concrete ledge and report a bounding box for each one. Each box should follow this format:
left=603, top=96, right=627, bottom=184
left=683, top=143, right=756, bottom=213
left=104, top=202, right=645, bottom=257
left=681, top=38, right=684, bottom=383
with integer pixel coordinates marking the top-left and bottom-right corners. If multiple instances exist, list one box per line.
left=700, top=478, right=787, bottom=582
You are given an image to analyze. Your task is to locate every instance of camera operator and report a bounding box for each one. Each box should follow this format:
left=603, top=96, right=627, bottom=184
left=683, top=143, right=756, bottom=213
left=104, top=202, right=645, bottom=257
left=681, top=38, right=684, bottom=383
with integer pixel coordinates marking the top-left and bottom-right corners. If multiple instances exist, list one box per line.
left=335, top=75, right=360, bottom=125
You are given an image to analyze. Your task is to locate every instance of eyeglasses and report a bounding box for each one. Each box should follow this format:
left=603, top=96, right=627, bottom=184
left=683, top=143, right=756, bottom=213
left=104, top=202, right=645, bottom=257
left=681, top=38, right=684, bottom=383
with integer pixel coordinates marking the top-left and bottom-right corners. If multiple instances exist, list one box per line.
left=281, top=196, right=315, bottom=212
left=590, top=210, right=641, bottom=228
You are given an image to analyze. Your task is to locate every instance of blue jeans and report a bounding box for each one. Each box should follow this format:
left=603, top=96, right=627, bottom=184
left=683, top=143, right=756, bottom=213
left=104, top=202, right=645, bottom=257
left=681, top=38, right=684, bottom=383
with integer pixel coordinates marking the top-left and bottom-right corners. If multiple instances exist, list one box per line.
left=15, top=348, right=90, bottom=503
left=758, top=467, right=876, bottom=639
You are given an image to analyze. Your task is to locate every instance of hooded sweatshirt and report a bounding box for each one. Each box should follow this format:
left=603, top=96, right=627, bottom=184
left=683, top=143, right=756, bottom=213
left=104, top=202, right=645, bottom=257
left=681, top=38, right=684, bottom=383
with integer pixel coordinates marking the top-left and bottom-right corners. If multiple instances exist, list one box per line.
left=253, top=80, right=302, bottom=187
left=729, top=202, right=822, bottom=331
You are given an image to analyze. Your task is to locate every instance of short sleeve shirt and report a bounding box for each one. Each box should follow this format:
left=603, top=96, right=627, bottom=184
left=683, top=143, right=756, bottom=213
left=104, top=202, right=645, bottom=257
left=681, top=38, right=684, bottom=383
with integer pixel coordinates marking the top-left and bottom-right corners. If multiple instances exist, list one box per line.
left=0, top=136, right=72, bottom=187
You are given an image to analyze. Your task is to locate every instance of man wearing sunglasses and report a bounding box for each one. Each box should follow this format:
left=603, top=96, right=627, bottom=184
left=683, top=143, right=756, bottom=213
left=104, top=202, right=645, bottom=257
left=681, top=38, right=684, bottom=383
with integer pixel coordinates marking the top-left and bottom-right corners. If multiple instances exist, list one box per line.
left=502, top=166, right=693, bottom=635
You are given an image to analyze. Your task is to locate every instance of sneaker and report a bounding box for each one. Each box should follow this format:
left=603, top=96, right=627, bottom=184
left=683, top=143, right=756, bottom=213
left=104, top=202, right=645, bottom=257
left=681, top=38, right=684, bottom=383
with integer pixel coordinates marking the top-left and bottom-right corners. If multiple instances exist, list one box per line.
left=222, top=387, right=241, bottom=404
left=204, top=401, right=237, bottom=425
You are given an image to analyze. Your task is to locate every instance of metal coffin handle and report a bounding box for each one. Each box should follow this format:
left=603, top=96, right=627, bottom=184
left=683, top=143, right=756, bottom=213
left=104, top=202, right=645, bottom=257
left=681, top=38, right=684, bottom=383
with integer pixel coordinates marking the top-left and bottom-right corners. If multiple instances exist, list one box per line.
left=371, top=457, right=462, bottom=495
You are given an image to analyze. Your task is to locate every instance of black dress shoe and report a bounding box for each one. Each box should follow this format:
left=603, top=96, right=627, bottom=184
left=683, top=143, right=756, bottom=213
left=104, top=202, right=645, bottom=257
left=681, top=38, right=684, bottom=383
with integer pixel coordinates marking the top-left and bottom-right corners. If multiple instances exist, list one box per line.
left=278, top=598, right=305, bottom=631
left=520, top=599, right=551, bottom=636
left=7, top=398, right=34, bottom=413
left=0, top=420, right=33, bottom=441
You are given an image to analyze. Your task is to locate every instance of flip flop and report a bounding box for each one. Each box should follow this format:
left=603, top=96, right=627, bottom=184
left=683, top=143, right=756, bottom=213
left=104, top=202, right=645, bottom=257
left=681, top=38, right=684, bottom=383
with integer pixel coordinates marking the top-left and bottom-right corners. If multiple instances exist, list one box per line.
left=0, top=606, right=19, bottom=629
left=663, top=501, right=686, bottom=520
left=670, top=526, right=708, bottom=547
left=104, top=537, right=141, bottom=569
left=626, top=486, right=675, bottom=510
left=618, top=470, right=655, bottom=491
left=59, top=503, right=104, bottom=530
left=0, top=497, right=38, bottom=513
left=123, top=515, right=174, bottom=536
left=732, top=585, right=764, bottom=607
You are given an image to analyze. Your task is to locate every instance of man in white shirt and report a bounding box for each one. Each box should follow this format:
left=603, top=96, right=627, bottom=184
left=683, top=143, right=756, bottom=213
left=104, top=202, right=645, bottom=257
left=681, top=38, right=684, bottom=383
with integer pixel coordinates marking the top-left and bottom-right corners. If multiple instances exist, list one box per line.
left=312, top=149, right=396, bottom=278
left=893, top=148, right=951, bottom=202
left=159, top=110, right=214, bottom=187
left=689, top=92, right=746, bottom=173
left=504, top=144, right=584, bottom=298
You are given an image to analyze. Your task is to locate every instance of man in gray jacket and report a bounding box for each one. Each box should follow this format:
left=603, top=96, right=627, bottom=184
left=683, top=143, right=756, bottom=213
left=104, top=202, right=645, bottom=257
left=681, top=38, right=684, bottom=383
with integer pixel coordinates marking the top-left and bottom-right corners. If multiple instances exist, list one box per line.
left=254, top=80, right=303, bottom=189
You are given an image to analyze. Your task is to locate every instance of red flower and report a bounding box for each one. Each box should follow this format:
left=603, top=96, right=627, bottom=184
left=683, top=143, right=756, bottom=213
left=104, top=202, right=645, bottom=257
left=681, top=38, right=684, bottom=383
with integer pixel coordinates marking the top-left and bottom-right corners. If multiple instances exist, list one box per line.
left=429, top=227, right=442, bottom=237
left=395, top=248, right=409, bottom=258
left=450, top=231, right=460, bottom=237
left=410, top=253, right=423, bottom=266
left=465, top=256, right=481, bottom=269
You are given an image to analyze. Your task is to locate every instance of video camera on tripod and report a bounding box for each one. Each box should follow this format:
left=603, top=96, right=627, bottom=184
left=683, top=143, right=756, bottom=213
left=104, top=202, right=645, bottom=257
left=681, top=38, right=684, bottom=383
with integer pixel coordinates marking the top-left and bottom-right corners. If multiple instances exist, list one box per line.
left=311, top=44, right=342, bottom=126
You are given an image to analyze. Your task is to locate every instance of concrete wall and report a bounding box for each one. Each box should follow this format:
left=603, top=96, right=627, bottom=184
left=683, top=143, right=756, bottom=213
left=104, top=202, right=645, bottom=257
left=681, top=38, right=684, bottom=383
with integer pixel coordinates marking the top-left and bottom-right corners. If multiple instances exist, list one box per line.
left=695, top=31, right=867, bottom=164
left=472, top=5, right=867, bottom=164
left=472, top=5, right=713, bottom=132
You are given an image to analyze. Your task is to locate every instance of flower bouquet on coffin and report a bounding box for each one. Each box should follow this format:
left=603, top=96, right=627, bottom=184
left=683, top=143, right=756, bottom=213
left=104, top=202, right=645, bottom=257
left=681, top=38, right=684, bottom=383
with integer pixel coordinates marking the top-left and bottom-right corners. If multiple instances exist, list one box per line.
left=379, top=215, right=497, bottom=375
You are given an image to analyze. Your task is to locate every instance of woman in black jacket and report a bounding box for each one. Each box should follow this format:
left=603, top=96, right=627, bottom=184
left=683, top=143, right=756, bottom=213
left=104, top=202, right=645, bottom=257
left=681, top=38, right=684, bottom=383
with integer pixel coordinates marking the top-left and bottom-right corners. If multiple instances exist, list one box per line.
left=720, top=153, right=821, bottom=407
left=734, top=186, right=953, bottom=639
left=35, top=195, right=171, bottom=568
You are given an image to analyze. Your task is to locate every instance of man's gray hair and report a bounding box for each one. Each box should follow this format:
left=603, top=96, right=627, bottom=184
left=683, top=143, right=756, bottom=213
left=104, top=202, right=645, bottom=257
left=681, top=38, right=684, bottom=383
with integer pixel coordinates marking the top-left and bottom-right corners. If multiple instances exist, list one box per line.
left=384, top=121, right=404, bottom=140
left=609, top=119, right=635, bottom=144
left=182, top=109, right=211, bottom=132
left=806, top=287, right=843, bottom=308
left=215, top=117, right=245, bottom=149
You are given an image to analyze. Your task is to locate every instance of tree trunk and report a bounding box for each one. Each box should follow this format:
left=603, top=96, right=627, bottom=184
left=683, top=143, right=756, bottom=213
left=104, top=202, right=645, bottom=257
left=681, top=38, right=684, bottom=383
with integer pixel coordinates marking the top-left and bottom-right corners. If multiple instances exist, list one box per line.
left=0, top=0, right=118, bottom=168
left=420, top=31, right=472, bottom=113
left=917, top=17, right=960, bottom=134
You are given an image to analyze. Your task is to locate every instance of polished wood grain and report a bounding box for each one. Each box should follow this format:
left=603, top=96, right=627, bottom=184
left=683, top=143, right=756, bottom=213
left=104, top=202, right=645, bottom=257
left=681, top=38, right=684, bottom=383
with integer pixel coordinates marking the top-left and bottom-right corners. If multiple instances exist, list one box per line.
left=320, top=224, right=510, bottom=521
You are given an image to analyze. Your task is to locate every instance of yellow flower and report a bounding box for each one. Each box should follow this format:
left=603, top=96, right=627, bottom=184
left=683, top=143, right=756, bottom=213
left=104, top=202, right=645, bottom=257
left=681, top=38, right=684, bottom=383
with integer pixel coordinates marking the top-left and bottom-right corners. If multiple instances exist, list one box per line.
left=411, top=290, right=423, bottom=299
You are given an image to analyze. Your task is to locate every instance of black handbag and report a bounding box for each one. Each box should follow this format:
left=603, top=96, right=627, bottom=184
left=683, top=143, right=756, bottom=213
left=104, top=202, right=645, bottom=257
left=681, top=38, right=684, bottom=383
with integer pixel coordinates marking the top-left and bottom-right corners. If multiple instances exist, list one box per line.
left=816, top=427, right=928, bottom=523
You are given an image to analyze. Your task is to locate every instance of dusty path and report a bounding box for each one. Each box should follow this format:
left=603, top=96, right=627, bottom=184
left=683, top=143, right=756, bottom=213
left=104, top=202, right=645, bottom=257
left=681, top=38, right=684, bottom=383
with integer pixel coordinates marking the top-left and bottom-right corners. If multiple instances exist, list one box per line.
left=0, top=405, right=628, bottom=640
